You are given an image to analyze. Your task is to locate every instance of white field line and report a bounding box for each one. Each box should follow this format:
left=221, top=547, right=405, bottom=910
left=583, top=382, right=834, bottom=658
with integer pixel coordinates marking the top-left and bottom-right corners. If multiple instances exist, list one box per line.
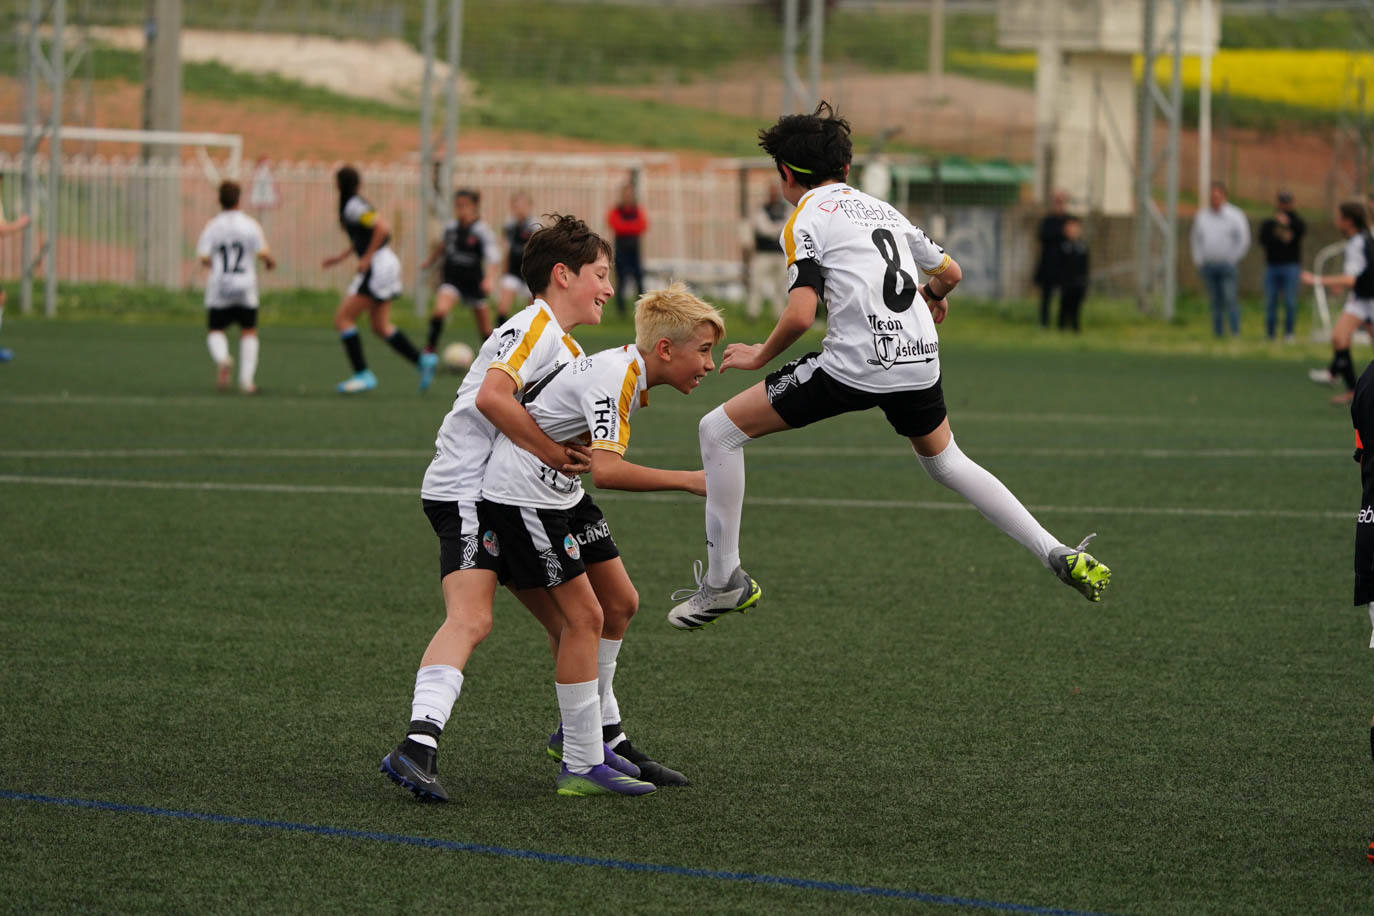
left=0, top=473, right=1350, bottom=521
left=0, top=393, right=1341, bottom=429
left=0, top=446, right=1348, bottom=460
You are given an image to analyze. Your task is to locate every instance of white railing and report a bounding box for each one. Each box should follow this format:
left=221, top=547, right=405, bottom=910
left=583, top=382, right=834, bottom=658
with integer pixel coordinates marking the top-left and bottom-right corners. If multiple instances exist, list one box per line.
left=0, top=153, right=790, bottom=304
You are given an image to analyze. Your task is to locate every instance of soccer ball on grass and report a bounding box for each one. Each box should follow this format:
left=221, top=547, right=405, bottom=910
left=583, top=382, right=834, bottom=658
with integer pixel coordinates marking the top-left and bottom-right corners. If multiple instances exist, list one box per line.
left=441, top=342, right=475, bottom=373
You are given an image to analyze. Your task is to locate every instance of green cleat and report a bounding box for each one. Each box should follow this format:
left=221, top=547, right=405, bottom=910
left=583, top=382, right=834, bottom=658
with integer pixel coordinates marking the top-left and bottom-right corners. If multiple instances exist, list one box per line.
left=1050, top=533, right=1111, bottom=602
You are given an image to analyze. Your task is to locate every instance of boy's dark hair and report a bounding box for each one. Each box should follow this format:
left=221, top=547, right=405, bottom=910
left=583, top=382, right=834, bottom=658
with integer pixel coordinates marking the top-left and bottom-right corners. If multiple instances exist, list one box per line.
left=520, top=214, right=613, bottom=295
left=218, top=181, right=241, bottom=210
left=758, top=101, right=853, bottom=188
left=1340, top=201, right=1369, bottom=233
left=455, top=188, right=479, bottom=205
left=336, top=165, right=360, bottom=198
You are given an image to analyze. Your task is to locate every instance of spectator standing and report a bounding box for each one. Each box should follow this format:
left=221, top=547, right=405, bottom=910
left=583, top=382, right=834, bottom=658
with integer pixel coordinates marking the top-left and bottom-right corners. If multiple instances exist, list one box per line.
left=1191, top=182, right=1251, bottom=338
left=608, top=183, right=647, bottom=316
left=746, top=184, right=790, bottom=320
left=1034, top=190, right=1069, bottom=329
left=1258, top=190, right=1306, bottom=343
left=1057, top=216, right=1089, bottom=333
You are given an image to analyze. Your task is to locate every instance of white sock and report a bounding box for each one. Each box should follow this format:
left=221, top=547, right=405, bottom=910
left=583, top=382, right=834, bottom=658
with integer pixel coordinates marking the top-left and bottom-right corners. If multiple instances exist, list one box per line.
left=597, top=638, right=623, bottom=745
left=700, top=405, right=751, bottom=588
left=918, top=437, right=1062, bottom=567
left=556, top=679, right=603, bottom=774
left=207, top=330, right=230, bottom=366
left=238, top=334, right=259, bottom=389
left=407, top=664, right=463, bottom=748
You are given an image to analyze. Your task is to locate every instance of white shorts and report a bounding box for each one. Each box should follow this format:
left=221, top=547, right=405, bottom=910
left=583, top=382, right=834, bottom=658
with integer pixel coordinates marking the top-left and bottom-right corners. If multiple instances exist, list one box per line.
left=1342, top=298, right=1374, bottom=325
left=500, top=274, right=531, bottom=299
left=346, top=246, right=402, bottom=302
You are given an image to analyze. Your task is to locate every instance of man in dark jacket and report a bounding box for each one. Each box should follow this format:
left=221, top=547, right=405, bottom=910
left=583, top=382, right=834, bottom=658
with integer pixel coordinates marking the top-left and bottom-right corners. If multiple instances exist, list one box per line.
left=1034, top=190, right=1069, bottom=328
left=1258, top=190, right=1306, bottom=342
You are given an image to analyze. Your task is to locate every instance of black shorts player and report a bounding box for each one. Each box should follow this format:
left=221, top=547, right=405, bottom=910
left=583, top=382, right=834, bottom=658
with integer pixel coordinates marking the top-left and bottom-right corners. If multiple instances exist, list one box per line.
left=764, top=350, right=947, bottom=438
left=477, top=494, right=620, bottom=590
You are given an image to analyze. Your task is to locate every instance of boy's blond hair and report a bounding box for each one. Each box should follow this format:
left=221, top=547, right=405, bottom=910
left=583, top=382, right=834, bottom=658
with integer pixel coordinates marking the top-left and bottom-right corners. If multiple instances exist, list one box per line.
left=634, top=281, right=725, bottom=352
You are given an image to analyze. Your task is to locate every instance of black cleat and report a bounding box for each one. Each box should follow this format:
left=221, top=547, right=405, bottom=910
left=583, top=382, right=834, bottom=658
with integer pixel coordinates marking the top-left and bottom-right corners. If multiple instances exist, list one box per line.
left=380, top=741, right=449, bottom=802
left=614, top=739, right=689, bottom=787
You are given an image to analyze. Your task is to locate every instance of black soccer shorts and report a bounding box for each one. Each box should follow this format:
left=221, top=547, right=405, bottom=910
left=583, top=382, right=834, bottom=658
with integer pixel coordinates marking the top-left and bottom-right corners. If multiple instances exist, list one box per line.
left=423, top=499, right=505, bottom=580
left=764, top=350, right=947, bottom=438
left=477, top=494, right=619, bottom=590
left=206, top=305, right=258, bottom=331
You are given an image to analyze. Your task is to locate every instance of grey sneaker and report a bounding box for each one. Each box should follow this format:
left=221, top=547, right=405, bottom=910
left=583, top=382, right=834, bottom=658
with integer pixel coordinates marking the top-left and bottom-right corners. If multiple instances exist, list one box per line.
left=1048, top=533, right=1111, bottom=603
left=668, top=560, right=762, bottom=630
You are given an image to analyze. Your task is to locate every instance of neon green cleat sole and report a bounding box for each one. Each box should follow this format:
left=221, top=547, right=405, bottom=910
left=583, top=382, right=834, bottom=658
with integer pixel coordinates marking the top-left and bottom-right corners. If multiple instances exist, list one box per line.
left=1051, top=534, right=1112, bottom=602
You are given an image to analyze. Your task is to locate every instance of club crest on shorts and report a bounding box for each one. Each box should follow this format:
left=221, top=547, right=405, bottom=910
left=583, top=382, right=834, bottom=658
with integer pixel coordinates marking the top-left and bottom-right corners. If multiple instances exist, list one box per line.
left=482, top=530, right=500, bottom=556
left=563, top=533, right=581, bottom=560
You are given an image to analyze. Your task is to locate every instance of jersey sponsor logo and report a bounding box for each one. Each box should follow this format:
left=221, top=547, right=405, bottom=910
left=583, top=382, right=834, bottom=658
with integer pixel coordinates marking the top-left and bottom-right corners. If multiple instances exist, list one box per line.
left=563, top=533, right=581, bottom=559
left=834, top=198, right=903, bottom=228
left=818, top=200, right=838, bottom=213
left=482, top=530, right=501, bottom=556
left=494, top=327, right=521, bottom=362
left=798, top=229, right=817, bottom=260
left=1359, top=507, right=1374, bottom=525
left=575, top=518, right=611, bottom=546
left=591, top=395, right=616, bottom=441
left=866, top=314, right=938, bottom=370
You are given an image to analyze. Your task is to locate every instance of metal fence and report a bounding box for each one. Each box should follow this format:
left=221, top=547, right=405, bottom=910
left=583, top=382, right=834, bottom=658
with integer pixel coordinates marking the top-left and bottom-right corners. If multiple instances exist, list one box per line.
left=0, top=152, right=812, bottom=307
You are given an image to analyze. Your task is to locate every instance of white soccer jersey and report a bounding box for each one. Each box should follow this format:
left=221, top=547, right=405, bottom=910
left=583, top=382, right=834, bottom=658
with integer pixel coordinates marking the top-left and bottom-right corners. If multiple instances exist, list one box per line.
left=420, top=299, right=584, bottom=502
left=196, top=210, right=268, bottom=307
left=482, top=344, right=649, bottom=510
left=782, top=183, right=952, bottom=393
left=1343, top=234, right=1374, bottom=315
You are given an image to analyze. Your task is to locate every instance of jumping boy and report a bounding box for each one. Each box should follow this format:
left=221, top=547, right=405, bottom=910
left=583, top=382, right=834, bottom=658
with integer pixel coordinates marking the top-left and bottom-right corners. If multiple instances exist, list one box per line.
left=196, top=180, right=275, bottom=393
left=418, top=188, right=502, bottom=392
left=480, top=281, right=722, bottom=796
left=380, top=214, right=612, bottom=802
left=668, top=102, right=1111, bottom=630
left=323, top=165, right=425, bottom=394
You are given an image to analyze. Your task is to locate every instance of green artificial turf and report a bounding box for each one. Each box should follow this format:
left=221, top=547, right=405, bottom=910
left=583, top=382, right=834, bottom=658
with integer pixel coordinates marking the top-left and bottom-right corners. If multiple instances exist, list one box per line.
left=0, top=309, right=1370, bottom=913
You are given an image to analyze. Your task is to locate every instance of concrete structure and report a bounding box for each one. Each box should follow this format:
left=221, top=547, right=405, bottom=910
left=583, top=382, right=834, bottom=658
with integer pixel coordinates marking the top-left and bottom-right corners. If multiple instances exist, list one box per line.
left=997, top=0, right=1219, bottom=217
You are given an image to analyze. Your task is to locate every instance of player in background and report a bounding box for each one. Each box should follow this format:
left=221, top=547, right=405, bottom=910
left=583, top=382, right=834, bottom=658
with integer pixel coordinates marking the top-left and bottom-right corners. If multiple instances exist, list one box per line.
left=195, top=181, right=275, bottom=393
left=418, top=189, right=502, bottom=392
left=1349, top=361, right=1374, bottom=863
left=480, top=282, right=721, bottom=796
left=669, top=102, right=1111, bottom=630
left=380, top=215, right=612, bottom=803
left=496, top=192, right=541, bottom=324
left=1305, top=202, right=1374, bottom=406
left=323, top=165, right=424, bottom=394
left=0, top=173, right=31, bottom=363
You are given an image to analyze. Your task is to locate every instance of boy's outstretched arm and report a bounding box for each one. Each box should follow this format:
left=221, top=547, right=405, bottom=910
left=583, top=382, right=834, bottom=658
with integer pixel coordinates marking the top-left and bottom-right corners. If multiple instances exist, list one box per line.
left=475, top=370, right=591, bottom=475
left=589, top=450, right=705, bottom=496
left=719, top=284, right=818, bottom=373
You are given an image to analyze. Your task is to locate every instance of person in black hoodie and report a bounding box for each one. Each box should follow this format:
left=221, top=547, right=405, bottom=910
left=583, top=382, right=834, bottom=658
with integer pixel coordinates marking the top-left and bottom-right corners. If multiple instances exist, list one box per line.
left=1258, top=190, right=1306, bottom=342
left=1056, top=215, right=1089, bottom=332
left=1034, top=190, right=1069, bottom=328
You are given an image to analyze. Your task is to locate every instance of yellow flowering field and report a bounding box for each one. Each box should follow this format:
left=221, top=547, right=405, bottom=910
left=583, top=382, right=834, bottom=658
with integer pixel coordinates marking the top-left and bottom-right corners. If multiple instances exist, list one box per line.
left=951, top=49, right=1374, bottom=112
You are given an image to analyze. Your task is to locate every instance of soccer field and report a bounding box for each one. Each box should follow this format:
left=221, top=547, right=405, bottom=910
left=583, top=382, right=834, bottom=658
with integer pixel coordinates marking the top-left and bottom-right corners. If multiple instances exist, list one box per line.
left=0, top=317, right=1367, bottom=913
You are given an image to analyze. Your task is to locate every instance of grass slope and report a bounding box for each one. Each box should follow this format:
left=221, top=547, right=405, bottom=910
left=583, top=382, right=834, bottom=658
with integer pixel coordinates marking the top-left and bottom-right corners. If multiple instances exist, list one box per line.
left=0, top=310, right=1369, bottom=913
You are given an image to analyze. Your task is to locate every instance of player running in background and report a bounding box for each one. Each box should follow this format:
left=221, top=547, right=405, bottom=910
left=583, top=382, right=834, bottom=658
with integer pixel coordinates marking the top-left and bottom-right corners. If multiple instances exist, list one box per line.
left=497, top=192, right=541, bottom=324
left=669, top=102, right=1111, bottom=630
left=1305, top=202, right=1374, bottom=406
left=380, top=215, right=612, bottom=803
left=323, top=165, right=425, bottom=394
left=418, top=188, right=502, bottom=391
left=480, top=282, right=720, bottom=796
left=195, top=181, right=275, bottom=394
left=0, top=173, right=31, bottom=363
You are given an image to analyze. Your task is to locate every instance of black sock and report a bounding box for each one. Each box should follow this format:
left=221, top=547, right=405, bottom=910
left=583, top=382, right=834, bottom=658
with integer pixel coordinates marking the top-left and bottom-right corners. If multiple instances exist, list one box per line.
left=341, top=330, right=367, bottom=373
left=426, top=315, right=444, bottom=352
left=402, top=719, right=441, bottom=771
left=602, top=721, right=625, bottom=745
left=1334, top=348, right=1357, bottom=390
left=386, top=329, right=421, bottom=365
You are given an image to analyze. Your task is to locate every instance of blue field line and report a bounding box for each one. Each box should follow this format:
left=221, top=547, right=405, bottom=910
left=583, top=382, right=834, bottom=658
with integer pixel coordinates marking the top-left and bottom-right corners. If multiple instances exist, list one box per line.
left=1, top=789, right=1114, bottom=915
